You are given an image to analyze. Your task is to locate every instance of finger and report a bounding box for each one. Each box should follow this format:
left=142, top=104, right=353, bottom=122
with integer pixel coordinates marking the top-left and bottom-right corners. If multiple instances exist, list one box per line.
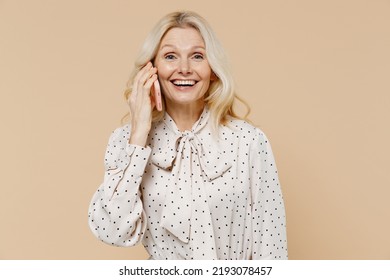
left=150, top=92, right=156, bottom=109
left=137, top=67, right=157, bottom=97
left=153, top=79, right=162, bottom=111
left=133, top=62, right=152, bottom=88
left=136, top=74, right=158, bottom=110
left=132, top=62, right=153, bottom=98
left=139, top=66, right=157, bottom=86
left=143, top=74, right=158, bottom=91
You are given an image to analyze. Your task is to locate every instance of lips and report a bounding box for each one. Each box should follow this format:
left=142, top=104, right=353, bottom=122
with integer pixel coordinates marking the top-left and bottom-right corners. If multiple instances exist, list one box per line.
left=171, top=79, right=197, bottom=87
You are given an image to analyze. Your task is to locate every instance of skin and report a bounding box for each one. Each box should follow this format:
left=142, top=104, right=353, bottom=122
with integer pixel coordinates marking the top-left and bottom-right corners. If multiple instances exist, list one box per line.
left=128, top=27, right=214, bottom=146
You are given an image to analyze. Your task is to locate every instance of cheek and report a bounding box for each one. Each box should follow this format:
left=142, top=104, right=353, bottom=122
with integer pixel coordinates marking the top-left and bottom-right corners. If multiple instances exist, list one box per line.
left=197, top=65, right=212, bottom=80
left=156, top=64, right=174, bottom=80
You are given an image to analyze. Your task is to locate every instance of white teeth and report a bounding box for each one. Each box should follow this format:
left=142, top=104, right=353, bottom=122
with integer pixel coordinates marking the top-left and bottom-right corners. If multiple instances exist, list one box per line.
left=173, top=80, right=196, bottom=86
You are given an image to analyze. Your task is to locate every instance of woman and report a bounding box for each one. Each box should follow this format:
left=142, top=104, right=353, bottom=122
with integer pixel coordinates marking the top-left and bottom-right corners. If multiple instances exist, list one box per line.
left=88, top=11, right=287, bottom=260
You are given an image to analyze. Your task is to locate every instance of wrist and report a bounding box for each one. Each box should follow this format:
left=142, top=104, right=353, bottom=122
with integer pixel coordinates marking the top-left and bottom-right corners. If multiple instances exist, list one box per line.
left=129, top=130, right=149, bottom=147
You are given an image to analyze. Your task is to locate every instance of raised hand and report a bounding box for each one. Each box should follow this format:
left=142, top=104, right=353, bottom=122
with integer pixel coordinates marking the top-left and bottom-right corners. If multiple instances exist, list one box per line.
left=128, top=62, right=162, bottom=146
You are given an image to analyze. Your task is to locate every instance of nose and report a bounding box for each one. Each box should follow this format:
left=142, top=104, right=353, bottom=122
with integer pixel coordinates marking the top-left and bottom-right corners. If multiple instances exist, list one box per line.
left=178, top=58, right=192, bottom=75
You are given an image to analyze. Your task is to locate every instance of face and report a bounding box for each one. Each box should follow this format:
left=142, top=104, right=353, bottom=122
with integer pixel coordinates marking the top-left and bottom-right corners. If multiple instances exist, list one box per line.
left=154, top=27, right=214, bottom=110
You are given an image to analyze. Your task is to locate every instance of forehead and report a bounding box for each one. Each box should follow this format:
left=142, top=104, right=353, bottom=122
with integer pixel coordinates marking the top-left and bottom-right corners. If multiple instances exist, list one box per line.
left=159, top=27, right=205, bottom=49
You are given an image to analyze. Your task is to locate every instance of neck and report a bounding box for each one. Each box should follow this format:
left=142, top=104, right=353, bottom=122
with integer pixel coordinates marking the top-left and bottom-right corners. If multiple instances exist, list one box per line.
left=166, top=101, right=205, bottom=131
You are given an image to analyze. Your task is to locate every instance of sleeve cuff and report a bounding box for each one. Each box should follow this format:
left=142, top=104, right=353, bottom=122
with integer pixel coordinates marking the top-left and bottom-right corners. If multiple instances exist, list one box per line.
left=125, top=144, right=152, bottom=177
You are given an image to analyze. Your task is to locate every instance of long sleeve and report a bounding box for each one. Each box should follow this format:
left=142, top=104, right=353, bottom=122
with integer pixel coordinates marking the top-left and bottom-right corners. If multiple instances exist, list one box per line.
left=88, top=111, right=288, bottom=260
left=250, top=129, right=288, bottom=259
left=88, top=125, right=151, bottom=247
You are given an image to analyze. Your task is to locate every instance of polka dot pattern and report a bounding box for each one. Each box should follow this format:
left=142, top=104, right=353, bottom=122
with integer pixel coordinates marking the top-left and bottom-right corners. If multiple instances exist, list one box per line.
left=88, top=108, right=288, bottom=259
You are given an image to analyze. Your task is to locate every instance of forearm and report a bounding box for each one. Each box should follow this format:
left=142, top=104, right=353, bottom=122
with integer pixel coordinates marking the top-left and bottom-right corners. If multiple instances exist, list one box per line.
left=88, top=127, right=151, bottom=246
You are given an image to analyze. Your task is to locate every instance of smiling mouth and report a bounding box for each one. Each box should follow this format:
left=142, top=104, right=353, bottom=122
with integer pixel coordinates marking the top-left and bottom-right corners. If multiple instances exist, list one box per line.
left=171, top=80, right=197, bottom=87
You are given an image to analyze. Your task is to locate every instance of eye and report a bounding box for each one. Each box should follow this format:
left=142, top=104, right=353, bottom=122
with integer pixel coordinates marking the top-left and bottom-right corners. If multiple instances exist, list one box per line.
left=193, top=53, right=204, bottom=60
left=164, top=54, right=176, bottom=60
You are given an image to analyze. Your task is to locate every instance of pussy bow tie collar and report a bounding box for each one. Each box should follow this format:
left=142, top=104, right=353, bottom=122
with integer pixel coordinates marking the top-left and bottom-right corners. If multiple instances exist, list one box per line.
left=151, top=108, right=232, bottom=245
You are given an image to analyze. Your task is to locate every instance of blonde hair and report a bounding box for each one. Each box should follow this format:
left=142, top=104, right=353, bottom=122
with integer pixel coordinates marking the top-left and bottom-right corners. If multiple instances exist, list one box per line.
left=123, top=11, right=250, bottom=129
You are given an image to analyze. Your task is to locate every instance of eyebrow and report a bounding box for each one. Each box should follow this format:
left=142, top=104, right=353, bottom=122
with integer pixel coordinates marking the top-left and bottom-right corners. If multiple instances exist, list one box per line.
left=159, top=44, right=205, bottom=50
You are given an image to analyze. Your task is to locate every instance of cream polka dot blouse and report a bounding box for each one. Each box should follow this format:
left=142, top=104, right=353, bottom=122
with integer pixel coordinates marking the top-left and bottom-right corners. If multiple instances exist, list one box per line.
left=88, top=107, right=288, bottom=260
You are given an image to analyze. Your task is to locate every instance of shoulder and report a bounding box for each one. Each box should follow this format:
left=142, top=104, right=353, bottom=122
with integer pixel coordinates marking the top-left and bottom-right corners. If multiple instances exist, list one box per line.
left=222, top=118, right=270, bottom=147
left=105, top=124, right=131, bottom=149
left=109, top=124, right=131, bottom=141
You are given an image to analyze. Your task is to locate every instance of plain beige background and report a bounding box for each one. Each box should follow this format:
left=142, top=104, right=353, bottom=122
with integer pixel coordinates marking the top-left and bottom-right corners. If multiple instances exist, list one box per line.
left=1, top=0, right=389, bottom=259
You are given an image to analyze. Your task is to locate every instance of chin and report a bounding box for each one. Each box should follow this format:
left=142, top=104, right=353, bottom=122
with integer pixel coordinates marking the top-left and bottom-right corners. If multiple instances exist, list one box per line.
left=166, top=93, right=204, bottom=106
